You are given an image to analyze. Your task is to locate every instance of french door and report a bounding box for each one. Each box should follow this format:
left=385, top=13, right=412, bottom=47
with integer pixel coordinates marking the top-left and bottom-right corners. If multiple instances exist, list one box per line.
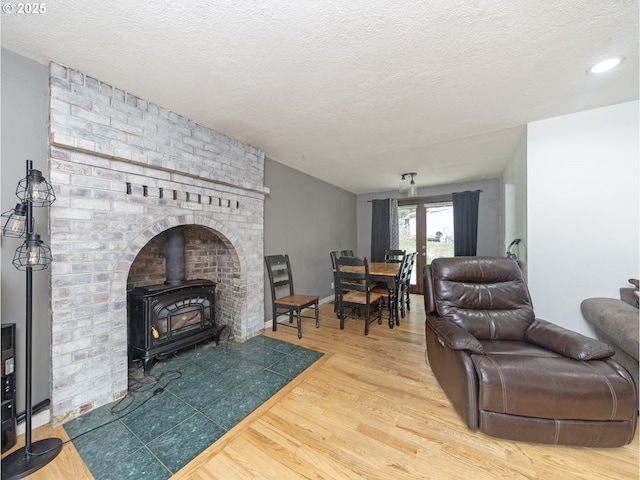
left=397, top=195, right=454, bottom=294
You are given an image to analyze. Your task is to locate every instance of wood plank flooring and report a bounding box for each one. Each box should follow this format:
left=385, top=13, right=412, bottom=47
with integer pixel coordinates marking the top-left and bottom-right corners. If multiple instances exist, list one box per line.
left=3, top=297, right=638, bottom=479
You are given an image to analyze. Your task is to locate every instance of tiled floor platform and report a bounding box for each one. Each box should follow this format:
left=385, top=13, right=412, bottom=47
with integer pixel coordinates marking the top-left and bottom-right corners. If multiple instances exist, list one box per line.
left=64, top=335, right=323, bottom=479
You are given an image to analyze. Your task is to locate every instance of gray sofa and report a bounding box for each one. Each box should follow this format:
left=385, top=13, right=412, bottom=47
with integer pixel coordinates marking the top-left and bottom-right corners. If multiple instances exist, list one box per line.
left=581, top=279, right=639, bottom=398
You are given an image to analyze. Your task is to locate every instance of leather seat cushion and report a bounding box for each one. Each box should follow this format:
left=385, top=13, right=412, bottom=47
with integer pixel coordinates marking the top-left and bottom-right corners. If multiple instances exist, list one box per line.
left=471, top=353, right=636, bottom=421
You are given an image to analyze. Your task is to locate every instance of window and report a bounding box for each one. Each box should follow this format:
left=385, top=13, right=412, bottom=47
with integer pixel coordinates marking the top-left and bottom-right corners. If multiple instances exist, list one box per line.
left=398, top=195, right=454, bottom=293
left=425, top=202, right=454, bottom=264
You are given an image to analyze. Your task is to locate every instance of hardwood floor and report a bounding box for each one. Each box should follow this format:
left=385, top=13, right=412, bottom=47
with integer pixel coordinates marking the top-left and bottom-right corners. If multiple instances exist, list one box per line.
left=4, top=297, right=638, bottom=479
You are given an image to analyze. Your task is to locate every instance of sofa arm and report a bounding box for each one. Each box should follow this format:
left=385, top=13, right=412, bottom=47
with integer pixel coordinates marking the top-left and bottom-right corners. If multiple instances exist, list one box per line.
left=525, top=318, right=614, bottom=360
left=581, top=297, right=639, bottom=360
left=427, top=315, right=485, bottom=354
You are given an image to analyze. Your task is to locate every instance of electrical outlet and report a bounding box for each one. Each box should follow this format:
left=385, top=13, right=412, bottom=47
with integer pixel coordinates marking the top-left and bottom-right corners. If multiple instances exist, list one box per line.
left=330, top=281, right=334, bottom=289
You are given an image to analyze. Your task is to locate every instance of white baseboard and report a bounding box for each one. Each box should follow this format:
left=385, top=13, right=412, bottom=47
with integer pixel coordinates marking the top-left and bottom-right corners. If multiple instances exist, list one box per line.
left=16, top=409, right=51, bottom=435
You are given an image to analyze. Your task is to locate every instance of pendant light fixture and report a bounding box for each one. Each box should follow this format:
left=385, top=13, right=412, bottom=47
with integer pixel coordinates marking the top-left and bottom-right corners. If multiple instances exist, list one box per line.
left=400, top=173, right=417, bottom=197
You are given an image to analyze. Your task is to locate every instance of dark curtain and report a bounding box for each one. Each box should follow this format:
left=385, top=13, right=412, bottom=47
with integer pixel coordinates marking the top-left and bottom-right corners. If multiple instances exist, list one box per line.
left=452, top=190, right=481, bottom=256
left=371, top=199, right=390, bottom=262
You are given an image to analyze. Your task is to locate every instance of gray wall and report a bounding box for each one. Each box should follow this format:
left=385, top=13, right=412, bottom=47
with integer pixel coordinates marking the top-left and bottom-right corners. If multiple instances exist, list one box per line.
left=356, top=178, right=502, bottom=259
left=264, top=158, right=356, bottom=322
left=1, top=48, right=50, bottom=412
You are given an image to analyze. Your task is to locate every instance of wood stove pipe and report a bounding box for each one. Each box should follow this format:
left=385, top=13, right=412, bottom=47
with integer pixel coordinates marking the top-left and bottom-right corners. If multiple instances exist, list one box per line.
left=165, top=226, right=185, bottom=285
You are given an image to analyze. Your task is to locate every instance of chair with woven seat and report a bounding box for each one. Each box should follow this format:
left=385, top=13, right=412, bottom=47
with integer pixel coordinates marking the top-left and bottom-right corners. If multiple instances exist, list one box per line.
left=335, top=256, right=384, bottom=335
left=330, top=250, right=344, bottom=314
left=265, top=254, right=319, bottom=339
left=372, top=253, right=408, bottom=325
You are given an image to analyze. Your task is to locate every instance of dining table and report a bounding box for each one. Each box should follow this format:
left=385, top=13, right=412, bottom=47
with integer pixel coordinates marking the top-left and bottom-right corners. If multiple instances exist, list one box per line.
left=336, top=261, right=401, bottom=329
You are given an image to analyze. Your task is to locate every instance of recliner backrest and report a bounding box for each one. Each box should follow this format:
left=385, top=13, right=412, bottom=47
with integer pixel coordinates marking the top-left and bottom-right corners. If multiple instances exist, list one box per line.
left=429, top=257, right=535, bottom=340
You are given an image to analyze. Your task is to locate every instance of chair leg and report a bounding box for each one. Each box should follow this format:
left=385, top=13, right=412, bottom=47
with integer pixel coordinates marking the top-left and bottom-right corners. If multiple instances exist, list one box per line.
left=314, top=301, right=319, bottom=328
left=364, top=303, right=370, bottom=336
left=405, top=284, right=411, bottom=311
left=296, top=309, right=302, bottom=339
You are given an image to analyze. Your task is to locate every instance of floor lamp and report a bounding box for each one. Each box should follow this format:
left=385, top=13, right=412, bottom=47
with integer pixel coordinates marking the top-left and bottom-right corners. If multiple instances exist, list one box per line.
left=1, top=160, right=62, bottom=479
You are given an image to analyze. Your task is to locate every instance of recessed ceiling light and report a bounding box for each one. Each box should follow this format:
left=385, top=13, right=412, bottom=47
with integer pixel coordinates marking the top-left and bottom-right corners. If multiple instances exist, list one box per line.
left=588, top=56, right=624, bottom=74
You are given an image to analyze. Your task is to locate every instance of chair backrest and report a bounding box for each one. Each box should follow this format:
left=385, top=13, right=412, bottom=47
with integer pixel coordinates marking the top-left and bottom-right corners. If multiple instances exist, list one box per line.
left=427, top=256, right=535, bottom=340
left=340, top=249, right=354, bottom=257
left=384, top=249, right=405, bottom=263
left=335, top=256, right=371, bottom=295
left=402, top=252, right=417, bottom=283
left=330, top=250, right=341, bottom=269
left=265, top=254, right=294, bottom=302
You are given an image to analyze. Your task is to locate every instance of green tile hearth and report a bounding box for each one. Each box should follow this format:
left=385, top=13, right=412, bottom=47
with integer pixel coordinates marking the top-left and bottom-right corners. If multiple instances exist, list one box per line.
left=64, top=335, right=323, bottom=479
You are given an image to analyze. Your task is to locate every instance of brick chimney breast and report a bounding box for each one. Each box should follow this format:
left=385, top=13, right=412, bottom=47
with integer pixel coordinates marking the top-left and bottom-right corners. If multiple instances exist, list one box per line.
left=47, top=61, right=268, bottom=425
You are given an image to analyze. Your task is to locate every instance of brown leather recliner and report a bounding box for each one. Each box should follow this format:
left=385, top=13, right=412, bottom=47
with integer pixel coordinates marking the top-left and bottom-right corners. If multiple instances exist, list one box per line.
left=424, top=257, right=637, bottom=447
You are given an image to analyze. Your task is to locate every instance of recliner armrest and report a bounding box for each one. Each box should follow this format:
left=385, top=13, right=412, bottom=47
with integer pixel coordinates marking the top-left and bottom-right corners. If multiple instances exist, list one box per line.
left=525, top=318, right=614, bottom=360
left=427, top=315, right=485, bottom=354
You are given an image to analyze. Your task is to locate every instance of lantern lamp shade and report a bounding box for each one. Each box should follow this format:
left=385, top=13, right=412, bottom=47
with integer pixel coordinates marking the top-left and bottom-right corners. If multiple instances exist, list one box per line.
left=16, top=168, right=56, bottom=207
left=12, top=233, right=53, bottom=270
left=1, top=203, right=32, bottom=238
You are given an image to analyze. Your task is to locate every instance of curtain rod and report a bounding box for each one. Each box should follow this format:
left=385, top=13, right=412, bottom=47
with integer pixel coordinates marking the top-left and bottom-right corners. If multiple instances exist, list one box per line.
left=367, top=190, right=483, bottom=202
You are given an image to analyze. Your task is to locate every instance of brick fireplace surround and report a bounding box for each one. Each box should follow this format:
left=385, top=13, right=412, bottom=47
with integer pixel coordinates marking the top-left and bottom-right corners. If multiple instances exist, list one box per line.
left=47, top=62, right=268, bottom=425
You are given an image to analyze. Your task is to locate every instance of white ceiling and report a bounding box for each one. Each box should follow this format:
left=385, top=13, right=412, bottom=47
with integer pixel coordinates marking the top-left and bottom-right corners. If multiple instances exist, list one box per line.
left=2, top=1, right=638, bottom=194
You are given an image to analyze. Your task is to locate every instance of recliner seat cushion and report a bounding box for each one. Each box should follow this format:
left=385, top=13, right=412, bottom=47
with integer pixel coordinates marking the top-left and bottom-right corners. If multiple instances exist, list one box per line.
left=472, top=353, right=636, bottom=421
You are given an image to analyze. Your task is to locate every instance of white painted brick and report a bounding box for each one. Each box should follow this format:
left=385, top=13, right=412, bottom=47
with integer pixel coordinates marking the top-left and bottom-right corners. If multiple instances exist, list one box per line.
left=50, top=62, right=68, bottom=78
left=52, top=208, right=93, bottom=220
left=48, top=60, right=266, bottom=426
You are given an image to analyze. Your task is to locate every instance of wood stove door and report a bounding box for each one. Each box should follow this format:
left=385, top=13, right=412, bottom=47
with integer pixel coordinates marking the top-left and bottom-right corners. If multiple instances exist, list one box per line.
left=152, top=297, right=212, bottom=344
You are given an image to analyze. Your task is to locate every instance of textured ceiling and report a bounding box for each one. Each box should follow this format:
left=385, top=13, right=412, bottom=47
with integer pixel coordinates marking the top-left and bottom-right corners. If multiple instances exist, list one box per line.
left=2, top=1, right=638, bottom=194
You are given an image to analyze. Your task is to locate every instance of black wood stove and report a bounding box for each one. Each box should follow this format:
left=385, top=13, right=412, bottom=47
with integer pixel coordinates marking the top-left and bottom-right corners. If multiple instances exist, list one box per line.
left=128, top=226, right=230, bottom=374
left=127, top=279, right=221, bottom=374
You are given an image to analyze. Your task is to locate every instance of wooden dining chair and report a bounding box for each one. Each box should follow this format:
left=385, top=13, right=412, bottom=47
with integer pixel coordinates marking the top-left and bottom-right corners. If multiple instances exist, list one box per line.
left=373, top=253, right=408, bottom=324
left=335, top=256, right=383, bottom=335
left=330, top=250, right=343, bottom=314
left=384, top=249, right=405, bottom=263
left=265, top=254, right=319, bottom=339
left=400, top=252, right=417, bottom=316
left=398, top=252, right=418, bottom=318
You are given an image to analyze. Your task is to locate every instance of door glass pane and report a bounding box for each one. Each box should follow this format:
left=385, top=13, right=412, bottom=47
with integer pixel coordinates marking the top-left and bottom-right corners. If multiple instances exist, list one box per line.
left=425, top=202, right=454, bottom=264
left=398, top=205, right=417, bottom=285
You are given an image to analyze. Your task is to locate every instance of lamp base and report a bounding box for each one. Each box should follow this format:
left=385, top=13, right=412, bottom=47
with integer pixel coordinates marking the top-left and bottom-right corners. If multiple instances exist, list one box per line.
left=1, top=438, right=62, bottom=480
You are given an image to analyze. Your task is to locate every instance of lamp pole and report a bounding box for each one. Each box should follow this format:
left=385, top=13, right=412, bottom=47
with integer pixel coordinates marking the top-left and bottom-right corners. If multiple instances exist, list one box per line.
left=2, top=160, right=62, bottom=480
